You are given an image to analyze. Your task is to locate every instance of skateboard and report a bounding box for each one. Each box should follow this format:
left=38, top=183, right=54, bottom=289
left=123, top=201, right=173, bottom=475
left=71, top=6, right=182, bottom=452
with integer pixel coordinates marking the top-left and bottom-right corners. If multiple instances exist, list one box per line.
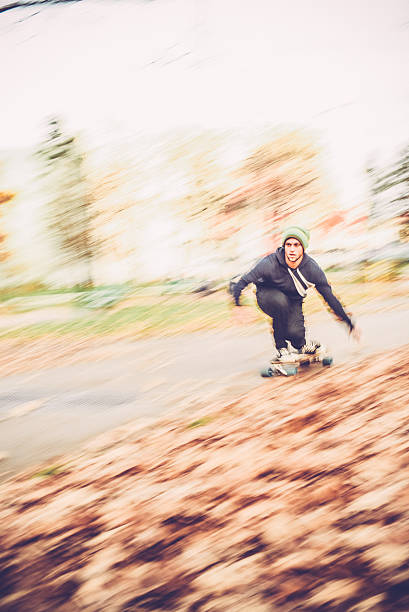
left=260, top=347, right=333, bottom=377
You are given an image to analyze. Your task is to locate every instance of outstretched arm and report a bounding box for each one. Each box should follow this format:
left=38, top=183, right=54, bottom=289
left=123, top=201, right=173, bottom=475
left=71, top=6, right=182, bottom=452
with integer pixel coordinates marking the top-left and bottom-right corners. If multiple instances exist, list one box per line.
left=315, top=271, right=359, bottom=338
left=316, top=283, right=354, bottom=329
left=229, top=259, right=267, bottom=306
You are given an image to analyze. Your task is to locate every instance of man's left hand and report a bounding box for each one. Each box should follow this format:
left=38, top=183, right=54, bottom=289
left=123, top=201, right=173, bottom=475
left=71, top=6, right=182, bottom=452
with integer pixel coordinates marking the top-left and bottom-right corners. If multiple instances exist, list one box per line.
left=350, top=325, right=362, bottom=342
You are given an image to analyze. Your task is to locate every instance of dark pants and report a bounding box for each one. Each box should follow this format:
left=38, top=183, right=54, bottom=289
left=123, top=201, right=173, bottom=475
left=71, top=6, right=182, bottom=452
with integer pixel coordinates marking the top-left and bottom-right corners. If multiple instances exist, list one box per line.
left=256, top=288, right=305, bottom=350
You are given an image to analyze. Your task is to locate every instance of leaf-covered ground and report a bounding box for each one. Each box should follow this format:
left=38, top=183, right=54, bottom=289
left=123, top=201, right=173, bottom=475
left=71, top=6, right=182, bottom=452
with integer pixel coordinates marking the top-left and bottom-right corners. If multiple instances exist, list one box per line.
left=1, top=347, right=409, bottom=611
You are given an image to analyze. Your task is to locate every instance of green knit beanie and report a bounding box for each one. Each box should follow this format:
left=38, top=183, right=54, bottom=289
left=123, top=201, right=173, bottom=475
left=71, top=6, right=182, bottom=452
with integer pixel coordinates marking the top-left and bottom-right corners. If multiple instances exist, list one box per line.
left=282, top=225, right=310, bottom=251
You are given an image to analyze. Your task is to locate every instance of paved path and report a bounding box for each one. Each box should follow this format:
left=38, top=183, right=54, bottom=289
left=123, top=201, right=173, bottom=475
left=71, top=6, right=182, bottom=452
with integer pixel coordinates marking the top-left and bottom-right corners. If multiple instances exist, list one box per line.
left=1, top=304, right=408, bottom=481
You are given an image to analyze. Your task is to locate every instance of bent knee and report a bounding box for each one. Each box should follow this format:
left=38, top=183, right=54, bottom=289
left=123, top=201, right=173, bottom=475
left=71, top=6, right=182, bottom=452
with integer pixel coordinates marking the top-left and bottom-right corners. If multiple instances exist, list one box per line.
left=257, top=289, right=289, bottom=314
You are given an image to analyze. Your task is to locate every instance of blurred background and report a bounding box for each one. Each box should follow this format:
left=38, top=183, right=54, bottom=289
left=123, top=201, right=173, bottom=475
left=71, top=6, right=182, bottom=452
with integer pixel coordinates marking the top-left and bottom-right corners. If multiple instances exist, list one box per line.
left=1, top=0, right=408, bottom=336
left=2, top=6, right=409, bottom=610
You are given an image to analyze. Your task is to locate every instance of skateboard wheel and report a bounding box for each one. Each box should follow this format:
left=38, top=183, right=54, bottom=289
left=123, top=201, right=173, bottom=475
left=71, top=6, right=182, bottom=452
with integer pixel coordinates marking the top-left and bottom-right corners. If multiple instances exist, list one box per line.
left=260, top=367, right=274, bottom=377
left=322, top=357, right=333, bottom=367
left=284, top=366, right=298, bottom=376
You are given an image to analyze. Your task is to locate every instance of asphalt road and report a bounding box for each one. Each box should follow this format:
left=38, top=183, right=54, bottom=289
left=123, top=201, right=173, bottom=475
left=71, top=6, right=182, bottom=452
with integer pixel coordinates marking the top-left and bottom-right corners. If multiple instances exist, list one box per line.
left=1, top=302, right=408, bottom=481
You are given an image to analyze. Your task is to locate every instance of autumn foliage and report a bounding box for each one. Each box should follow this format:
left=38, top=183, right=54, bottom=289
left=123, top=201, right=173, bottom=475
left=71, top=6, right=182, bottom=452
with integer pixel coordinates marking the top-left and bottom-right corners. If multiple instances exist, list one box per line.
left=0, top=192, right=15, bottom=206
left=1, top=347, right=409, bottom=611
left=0, top=190, right=15, bottom=262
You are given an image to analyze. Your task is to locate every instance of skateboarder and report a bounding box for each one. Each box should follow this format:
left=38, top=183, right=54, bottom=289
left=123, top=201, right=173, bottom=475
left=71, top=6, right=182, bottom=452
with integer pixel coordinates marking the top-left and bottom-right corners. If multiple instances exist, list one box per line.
left=230, top=225, right=360, bottom=361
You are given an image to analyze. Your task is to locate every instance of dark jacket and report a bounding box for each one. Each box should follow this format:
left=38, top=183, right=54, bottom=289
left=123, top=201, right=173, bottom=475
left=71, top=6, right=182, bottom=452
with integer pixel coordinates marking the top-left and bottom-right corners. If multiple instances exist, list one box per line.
left=232, top=247, right=354, bottom=329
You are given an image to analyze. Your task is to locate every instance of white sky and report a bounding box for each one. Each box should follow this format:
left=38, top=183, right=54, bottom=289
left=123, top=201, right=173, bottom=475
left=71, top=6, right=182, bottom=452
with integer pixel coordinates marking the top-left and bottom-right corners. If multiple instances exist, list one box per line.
left=2, top=0, right=409, bottom=206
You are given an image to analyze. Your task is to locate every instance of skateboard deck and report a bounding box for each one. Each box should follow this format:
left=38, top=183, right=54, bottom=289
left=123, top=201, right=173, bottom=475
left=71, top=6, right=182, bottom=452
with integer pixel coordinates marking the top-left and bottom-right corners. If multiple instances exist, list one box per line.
left=260, top=347, right=333, bottom=377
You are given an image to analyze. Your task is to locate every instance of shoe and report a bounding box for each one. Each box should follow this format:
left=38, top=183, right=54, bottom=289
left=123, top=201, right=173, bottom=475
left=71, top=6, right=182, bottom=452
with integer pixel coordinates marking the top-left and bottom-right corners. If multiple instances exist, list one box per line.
left=274, top=347, right=298, bottom=363
left=299, top=340, right=321, bottom=354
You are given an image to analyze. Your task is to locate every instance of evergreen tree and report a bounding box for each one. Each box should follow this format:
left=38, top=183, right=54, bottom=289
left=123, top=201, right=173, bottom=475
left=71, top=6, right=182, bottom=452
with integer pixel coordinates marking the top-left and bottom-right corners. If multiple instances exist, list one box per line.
left=367, top=145, right=409, bottom=239
left=36, top=117, right=96, bottom=285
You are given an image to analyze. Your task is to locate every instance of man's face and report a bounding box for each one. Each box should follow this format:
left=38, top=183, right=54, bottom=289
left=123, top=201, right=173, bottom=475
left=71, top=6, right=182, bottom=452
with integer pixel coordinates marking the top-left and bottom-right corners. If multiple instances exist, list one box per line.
left=284, top=238, right=303, bottom=265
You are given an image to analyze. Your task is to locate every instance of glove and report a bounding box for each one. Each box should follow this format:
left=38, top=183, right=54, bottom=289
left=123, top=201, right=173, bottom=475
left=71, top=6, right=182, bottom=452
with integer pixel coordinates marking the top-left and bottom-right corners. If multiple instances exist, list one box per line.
left=228, top=280, right=237, bottom=296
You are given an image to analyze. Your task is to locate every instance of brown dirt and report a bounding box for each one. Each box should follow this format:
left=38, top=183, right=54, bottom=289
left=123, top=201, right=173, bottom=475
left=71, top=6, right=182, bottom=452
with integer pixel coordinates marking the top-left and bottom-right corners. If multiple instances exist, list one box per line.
left=1, top=347, right=409, bottom=611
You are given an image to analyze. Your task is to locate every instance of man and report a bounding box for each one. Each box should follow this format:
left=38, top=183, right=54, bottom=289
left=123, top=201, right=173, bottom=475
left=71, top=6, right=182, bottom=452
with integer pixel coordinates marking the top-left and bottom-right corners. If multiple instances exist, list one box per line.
left=230, top=225, right=360, bottom=361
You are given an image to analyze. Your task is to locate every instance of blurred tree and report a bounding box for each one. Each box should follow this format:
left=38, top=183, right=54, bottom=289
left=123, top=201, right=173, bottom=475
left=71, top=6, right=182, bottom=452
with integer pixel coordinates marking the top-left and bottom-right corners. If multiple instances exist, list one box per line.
left=226, top=131, right=326, bottom=221
left=367, top=145, right=409, bottom=240
left=0, top=189, right=15, bottom=263
left=87, top=159, right=140, bottom=266
left=170, top=130, right=236, bottom=271
left=365, top=160, right=379, bottom=220
left=164, top=129, right=226, bottom=222
left=36, top=117, right=96, bottom=286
